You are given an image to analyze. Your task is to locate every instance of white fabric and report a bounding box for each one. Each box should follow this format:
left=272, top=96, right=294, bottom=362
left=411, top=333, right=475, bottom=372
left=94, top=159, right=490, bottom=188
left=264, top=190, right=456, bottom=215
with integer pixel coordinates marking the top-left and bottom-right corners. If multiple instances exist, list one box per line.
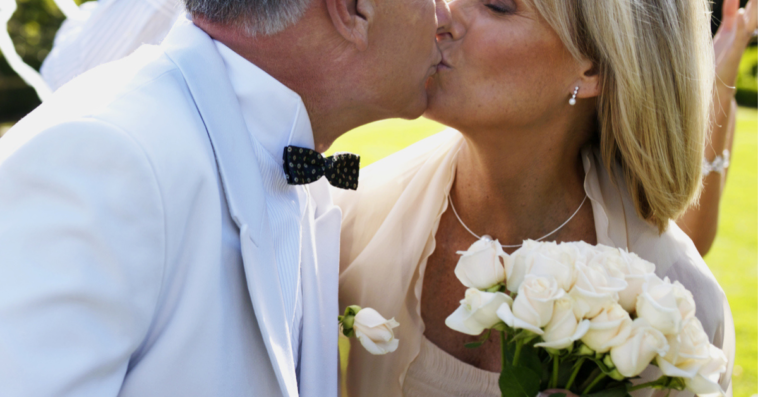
left=403, top=337, right=500, bottom=397
left=0, top=17, right=339, bottom=397
left=41, top=0, right=182, bottom=91
left=215, top=40, right=311, bottom=371
left=335, top=129, right=734, bottom=397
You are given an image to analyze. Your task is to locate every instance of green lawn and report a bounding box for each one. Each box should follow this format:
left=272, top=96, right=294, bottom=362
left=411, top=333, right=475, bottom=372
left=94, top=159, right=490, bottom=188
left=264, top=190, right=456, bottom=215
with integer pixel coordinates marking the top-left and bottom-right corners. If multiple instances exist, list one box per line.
left=330, top=107, right=758, bottom=397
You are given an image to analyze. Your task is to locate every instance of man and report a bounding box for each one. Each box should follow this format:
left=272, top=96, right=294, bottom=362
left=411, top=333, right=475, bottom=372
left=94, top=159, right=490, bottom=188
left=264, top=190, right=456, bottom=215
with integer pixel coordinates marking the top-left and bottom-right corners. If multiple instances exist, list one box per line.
left=0, top=0, right=449, bottom=395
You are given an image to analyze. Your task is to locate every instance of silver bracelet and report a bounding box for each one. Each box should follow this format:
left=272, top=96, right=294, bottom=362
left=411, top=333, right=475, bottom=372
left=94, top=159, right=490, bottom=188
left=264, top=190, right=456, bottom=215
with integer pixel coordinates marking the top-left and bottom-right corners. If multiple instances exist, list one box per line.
left=702, top=149, right=730, bottom=177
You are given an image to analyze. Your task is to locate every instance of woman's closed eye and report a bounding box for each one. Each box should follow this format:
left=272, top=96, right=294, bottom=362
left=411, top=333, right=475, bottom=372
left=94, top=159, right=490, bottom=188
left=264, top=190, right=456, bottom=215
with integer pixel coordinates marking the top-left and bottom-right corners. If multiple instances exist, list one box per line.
left=483, top=0, right=516, bottom=15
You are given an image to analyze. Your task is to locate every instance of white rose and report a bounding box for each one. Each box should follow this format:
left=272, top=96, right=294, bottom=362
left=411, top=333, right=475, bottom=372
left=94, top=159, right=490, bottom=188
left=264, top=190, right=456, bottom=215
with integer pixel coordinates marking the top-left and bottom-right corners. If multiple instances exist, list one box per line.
left=684, top=344, right=728, bottom=397
left=597, top=250, right=657, bottom=312
left=505, top=242, right=537, bottom=293
left=507, top=241, right=577, bottom=293
left=445, top=288, right=513, bottom=336
left=353, top=308, right=400, bottom=355
left=565, top=240, right=602, bottom=256
left=657, top=317, right=711, bottom=378
left=609, top=318, right=669, bottom=377
left=454, top=238, right=507, bottom=290
left=527, top=254, right=576, bottom=292
left=581, top=304, right=633, bottom=353
left=569, top=261, right=627, bottom=319
left=535, top=295, right=590, bottom=350
left=673, top=280, right=696, bottom=323
left=636, top=276, right=694, bottom=335
left=497, top=275, right=564, bottom=335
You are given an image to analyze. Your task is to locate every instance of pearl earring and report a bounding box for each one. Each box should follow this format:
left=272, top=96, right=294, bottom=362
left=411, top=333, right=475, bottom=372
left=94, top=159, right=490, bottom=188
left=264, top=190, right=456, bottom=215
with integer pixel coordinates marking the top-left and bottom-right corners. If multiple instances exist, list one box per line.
left=569, top=87, right=579, bottom=106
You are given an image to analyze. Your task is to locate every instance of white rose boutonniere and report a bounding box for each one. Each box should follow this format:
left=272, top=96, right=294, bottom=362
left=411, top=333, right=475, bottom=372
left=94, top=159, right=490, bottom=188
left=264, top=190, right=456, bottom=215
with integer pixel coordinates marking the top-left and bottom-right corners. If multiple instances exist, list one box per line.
left=339, top=306, right=399, bottom=355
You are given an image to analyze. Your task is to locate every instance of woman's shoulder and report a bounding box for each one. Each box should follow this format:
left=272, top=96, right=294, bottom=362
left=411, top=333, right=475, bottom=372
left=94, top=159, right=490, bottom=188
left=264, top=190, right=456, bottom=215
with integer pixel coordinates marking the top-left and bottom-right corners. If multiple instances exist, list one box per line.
left=333, top=128, right=463, bottom=268
left=334, top=128, right=461, bottom=226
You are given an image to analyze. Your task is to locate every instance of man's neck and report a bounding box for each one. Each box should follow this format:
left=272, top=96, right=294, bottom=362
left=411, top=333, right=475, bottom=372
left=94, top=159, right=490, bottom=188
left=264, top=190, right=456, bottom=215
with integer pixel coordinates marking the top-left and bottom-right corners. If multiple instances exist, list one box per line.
left=194, top=12, right=379, bottom=153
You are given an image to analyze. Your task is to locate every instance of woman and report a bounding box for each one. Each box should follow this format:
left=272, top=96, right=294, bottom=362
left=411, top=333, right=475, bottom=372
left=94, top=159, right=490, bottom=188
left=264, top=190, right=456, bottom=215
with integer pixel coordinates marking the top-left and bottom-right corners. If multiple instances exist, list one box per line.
left=336, top=0, right=736, bottom=396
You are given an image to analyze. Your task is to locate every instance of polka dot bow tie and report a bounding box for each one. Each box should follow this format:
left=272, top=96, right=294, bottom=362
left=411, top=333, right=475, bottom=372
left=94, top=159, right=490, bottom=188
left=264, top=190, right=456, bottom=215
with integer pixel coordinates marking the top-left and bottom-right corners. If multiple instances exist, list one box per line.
left=282, top=146, right=360, bottom=190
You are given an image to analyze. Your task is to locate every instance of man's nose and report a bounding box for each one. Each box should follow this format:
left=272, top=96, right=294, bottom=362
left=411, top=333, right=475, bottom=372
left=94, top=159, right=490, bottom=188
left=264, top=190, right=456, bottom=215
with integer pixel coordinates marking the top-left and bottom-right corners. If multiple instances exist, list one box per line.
left=435, top=0, right=452, bottom=33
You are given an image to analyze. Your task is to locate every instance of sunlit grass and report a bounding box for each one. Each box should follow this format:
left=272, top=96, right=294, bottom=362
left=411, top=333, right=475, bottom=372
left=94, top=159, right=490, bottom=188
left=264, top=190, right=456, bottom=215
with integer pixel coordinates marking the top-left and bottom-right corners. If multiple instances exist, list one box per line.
left=332, top=107, right=758, bottom=397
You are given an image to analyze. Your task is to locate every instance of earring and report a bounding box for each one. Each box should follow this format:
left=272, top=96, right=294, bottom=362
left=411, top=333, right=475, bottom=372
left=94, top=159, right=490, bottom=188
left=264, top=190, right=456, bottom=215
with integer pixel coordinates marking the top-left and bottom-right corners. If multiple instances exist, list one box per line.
left=569, top=87, right=579, bottom=106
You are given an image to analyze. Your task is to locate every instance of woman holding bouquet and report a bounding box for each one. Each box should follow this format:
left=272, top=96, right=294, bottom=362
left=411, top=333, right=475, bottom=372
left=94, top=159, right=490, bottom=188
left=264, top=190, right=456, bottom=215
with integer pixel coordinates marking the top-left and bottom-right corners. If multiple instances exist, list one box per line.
left=336, top=0, right=742, bottom=395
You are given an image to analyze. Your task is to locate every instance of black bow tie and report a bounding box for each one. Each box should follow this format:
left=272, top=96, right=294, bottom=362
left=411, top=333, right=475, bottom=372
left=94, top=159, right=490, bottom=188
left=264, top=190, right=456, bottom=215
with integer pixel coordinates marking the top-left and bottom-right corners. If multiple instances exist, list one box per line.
left=282, top=146, right=360, bottom=190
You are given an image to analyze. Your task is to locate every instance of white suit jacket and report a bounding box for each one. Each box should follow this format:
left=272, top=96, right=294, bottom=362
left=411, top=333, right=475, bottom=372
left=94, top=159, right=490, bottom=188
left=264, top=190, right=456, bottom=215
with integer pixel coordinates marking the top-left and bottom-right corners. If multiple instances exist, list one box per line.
left=0, top=17, right=339, bottom=397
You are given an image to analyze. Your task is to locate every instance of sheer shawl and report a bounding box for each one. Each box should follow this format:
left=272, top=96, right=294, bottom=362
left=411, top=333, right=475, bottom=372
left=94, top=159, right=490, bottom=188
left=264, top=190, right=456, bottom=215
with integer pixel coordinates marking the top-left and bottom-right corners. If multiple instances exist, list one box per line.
left=334, top=130, right=734, bottom=397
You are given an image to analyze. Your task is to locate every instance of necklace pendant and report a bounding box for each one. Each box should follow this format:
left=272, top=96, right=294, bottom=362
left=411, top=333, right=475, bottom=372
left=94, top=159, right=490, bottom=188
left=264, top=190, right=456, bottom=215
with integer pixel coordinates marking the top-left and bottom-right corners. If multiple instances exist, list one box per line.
left=480, top=234, right=494, bottom=242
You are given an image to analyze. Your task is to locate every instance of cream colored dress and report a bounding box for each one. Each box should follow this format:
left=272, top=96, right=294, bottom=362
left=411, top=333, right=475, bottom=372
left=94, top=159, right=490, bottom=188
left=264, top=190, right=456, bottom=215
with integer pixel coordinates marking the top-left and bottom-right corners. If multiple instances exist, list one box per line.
left=334, top=130, right=735, bottom=397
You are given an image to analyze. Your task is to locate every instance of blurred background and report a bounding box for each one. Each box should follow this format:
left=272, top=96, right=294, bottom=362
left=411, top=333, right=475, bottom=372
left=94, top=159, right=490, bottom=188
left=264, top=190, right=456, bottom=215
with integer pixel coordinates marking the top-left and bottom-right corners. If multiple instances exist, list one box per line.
left=0, top=1, right=756, bottom=396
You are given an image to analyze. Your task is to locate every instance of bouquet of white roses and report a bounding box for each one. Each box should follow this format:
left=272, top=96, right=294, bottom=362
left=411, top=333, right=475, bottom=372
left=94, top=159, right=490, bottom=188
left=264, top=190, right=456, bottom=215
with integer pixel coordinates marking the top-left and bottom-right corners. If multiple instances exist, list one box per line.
left=445, top=238, right=727, bottom=397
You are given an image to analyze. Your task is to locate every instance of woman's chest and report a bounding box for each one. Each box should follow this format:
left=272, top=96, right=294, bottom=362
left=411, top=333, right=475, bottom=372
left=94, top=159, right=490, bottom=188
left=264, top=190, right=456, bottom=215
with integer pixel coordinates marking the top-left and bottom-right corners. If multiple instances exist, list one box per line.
left=419, top=211, right=504, bottom=372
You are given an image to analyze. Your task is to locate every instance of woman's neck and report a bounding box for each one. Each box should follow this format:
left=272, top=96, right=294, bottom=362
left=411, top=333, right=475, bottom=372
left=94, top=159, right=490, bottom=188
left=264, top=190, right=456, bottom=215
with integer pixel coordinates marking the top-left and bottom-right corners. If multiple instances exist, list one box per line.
left=450, top=123, right=591, bottom=248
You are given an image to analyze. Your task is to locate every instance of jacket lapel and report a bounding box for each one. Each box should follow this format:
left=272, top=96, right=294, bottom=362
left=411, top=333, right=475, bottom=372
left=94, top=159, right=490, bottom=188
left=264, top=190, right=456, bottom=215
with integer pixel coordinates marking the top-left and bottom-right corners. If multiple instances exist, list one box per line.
left=162, top=17, right=298, bottom=397
left=299, top=181, right=341, bottom=397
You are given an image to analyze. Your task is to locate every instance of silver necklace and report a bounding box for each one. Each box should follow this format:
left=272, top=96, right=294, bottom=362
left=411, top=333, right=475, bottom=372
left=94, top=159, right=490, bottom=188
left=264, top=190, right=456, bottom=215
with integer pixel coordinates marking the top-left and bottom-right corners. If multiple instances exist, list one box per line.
left=448, top=194, right=589, bottom=249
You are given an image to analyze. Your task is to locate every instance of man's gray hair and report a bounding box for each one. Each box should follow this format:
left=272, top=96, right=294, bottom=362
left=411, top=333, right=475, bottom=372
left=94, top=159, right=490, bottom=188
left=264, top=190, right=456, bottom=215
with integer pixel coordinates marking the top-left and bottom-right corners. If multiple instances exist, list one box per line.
left=184, top=0, right=312, bottom=36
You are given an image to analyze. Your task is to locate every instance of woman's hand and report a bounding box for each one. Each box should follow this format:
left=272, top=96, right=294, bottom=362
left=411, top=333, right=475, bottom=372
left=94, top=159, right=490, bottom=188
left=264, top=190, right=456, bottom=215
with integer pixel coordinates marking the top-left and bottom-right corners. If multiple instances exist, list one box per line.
left=711, top=0, right=756, bottom=157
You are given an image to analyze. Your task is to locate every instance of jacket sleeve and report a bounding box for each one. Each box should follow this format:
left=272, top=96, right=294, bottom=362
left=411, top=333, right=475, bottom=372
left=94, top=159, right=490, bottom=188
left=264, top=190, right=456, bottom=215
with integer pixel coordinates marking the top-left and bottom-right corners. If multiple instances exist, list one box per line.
left=0, top=118, right=166, bottom=396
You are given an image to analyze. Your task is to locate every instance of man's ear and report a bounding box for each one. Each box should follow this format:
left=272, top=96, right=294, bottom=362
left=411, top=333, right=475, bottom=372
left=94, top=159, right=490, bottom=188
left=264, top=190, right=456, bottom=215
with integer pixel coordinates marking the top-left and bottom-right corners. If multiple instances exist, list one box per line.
left=325, top=0, right=374, bottom=51
left=575, top=59, right=601, bottom=99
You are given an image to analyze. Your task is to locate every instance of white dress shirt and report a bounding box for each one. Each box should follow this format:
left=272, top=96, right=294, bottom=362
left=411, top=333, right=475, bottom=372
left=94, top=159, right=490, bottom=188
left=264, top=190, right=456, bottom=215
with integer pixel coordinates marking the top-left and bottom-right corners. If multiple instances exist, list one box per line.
left=215, top=40, right=313, bottom=374
left=41, top=0, right=182, bottom=90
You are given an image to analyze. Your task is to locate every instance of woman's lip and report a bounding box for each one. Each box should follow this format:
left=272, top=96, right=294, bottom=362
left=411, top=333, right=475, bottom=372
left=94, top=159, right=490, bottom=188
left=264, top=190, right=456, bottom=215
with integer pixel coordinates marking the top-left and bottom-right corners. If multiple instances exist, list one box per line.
left=436, top=61, right=452, bottom=72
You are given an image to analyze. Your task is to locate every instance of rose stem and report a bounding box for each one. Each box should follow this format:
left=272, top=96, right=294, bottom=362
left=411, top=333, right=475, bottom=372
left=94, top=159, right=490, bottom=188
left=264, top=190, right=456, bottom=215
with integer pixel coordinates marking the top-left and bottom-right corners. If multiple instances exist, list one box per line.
left=550, top=355, right=560, bottom=389
left=500, top=331, right=507, bottom=370
left=627, top=378, right=666, bottom=392
left=581, top=373, right=607, bottom=395
left=564, top=357, right=585, bottom=391
left=501, top=331, right=507, bottom=397
left=512, top=342, right=523, bottom=366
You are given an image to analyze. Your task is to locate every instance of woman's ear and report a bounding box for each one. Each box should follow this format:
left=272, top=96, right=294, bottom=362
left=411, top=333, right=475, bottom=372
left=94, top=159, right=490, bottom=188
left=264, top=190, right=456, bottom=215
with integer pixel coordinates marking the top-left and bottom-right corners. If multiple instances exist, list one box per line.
left=326, top=0, right=375, bottom=51
left=576, top=59, right=601, bottom=99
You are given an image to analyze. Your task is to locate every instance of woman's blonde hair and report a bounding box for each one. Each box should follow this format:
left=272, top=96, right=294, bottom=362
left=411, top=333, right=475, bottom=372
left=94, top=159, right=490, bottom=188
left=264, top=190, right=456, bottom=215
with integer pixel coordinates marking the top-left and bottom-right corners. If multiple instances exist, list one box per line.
left=528, top=0, right=714, bottom=232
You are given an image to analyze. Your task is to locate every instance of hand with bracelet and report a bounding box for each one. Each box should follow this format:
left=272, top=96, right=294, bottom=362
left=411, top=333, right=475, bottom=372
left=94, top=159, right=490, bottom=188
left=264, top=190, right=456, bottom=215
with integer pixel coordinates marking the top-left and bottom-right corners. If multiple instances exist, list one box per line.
left=676, top=0, right=757, bottom=255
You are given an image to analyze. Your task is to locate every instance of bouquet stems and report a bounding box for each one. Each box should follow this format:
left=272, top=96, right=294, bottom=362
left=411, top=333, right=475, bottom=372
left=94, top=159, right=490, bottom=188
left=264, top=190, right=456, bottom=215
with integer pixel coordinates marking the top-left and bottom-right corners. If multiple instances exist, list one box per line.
left=564, top=357, right=585, bottom=390
left=500, top=331, right=507, bottom=370
left=550, top=355, right=560, bottom=389
left=582, top=373, right=607, bottom=395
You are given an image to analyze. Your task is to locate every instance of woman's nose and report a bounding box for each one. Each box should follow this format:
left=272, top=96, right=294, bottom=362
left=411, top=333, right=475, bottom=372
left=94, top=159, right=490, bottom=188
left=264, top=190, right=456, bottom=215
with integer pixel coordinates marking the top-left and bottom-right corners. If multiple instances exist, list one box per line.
left=435, top=0, right=452, bottom=34
left=436, top=0, right=464, bottom=42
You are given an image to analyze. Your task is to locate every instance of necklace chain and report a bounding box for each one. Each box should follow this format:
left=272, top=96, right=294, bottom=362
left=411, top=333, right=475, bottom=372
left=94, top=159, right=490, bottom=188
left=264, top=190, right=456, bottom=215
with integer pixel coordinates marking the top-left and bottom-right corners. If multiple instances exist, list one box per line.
left=448, top=194, right=589, bottom=249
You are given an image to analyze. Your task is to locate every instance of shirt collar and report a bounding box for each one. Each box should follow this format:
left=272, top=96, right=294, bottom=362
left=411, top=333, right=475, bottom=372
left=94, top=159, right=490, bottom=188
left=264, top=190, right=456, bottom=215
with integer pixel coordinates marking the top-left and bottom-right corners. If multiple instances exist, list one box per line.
left=214, top=40, right=315, bottom=164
